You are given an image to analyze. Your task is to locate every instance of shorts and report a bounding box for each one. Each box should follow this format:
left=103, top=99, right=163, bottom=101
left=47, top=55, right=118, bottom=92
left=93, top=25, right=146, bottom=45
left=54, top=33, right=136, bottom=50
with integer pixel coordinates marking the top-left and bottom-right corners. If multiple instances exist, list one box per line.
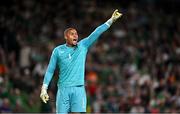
left=56, top=85, right=86, bottom=113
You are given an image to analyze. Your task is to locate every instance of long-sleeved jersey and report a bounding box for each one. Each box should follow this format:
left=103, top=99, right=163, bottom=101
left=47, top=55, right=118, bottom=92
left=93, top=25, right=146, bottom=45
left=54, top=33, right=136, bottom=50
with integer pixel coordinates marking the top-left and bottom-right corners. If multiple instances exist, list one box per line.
left=43, top=23, right=110, bottom=88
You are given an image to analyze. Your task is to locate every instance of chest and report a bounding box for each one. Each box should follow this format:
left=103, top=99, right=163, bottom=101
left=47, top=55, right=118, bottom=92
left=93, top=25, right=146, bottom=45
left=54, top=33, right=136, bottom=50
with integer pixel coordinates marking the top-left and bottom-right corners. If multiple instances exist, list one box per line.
left=57, top=46, right=87, bottom=64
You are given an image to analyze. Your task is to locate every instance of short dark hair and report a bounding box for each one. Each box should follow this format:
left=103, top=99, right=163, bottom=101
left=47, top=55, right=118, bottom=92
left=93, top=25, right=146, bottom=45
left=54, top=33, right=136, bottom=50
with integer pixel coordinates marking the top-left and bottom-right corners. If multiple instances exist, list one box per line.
left=64, top=28, right=76, bottom=37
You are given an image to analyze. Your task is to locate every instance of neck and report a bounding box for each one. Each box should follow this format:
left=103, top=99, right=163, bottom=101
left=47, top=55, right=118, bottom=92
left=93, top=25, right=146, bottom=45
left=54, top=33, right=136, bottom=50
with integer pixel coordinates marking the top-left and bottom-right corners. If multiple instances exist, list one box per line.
left=66, top=43, right=76, bottom=47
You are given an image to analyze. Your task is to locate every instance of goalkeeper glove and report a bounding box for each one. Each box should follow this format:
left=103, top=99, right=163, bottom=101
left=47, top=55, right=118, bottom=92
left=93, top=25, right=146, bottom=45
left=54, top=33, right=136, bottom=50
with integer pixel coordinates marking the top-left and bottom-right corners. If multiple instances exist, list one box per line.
left=111, top=9, right=122, bottom=22
left=106, top=9, right=122, bottom=26
left=40, top=84, right=49, bottom=103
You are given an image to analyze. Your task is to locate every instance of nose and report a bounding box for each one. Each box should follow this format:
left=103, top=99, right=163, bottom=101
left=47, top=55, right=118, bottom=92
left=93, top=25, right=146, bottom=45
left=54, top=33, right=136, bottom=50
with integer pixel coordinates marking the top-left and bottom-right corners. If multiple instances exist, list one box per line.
left=74, top=34, right=78, bottom=38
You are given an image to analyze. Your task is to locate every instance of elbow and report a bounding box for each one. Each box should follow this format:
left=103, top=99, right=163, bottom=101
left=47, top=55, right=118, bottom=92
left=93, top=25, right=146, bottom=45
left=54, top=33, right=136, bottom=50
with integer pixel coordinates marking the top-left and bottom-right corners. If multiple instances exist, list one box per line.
left=47, top=66, right=55, bottom=74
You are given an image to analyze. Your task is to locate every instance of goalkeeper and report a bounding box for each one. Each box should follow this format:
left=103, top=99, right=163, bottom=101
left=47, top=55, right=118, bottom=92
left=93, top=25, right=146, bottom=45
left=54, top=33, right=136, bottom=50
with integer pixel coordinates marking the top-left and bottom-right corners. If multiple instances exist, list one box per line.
left=40, top=9, right=122, bottom=113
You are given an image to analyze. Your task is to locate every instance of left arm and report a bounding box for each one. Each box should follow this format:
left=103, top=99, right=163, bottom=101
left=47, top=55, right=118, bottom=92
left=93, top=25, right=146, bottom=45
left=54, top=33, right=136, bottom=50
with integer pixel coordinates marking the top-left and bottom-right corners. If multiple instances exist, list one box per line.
left=81, top=9, right=122, bottom=49
left=81, top=23, right=110, bottom=49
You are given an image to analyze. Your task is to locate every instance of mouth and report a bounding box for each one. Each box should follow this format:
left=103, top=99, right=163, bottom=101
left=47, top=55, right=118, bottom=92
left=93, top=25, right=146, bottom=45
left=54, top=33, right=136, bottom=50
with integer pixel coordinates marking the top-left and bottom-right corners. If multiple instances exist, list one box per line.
left=72, top=39, right=78, bottom=45
left=73, top=39, right=78, bottom=42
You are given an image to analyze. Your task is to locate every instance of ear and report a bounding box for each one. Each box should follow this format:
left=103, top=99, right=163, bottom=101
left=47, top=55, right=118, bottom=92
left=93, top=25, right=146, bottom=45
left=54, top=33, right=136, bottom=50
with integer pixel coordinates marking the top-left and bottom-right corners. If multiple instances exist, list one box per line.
left=64, top=34, right=68, bottom=40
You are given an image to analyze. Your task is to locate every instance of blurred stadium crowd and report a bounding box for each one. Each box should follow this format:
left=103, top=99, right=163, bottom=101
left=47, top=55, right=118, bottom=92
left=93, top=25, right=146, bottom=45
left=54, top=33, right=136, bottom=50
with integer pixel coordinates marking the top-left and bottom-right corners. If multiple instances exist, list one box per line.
left=0, top=0, right=180, bottom=113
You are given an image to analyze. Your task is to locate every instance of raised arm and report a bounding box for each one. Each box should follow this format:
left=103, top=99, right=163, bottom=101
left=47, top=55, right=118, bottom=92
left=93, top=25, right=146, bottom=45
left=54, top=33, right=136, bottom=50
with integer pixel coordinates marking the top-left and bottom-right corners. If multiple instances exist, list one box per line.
left=81, top=9, right=122, bottom=49
left=40, top=48, right=58, bottom=103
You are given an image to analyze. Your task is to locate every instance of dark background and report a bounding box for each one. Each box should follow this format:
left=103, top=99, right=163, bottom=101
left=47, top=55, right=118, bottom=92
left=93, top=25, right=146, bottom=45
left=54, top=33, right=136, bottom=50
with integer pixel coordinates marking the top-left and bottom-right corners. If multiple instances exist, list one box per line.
left=0, top=0, right=179, bottom=113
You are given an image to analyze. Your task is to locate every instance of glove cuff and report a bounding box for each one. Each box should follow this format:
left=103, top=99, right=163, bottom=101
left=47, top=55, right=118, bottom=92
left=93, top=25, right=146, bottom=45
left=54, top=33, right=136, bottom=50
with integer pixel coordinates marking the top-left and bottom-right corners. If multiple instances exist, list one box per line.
left=105, top=18, right=113, bottom=27
left=42, top=84, right=48, bottom=90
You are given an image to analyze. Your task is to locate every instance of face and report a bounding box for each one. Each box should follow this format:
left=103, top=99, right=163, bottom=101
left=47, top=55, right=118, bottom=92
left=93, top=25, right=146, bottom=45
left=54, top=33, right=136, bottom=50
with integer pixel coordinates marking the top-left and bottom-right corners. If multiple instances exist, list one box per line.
left=65, top=29, right=78, bottom=46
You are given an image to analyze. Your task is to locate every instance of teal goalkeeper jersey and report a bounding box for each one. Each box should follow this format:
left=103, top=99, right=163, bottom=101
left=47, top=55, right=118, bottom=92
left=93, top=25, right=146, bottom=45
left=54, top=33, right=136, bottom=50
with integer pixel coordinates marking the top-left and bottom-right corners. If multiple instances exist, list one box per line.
left=43, top=23, right=110, bottom=88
